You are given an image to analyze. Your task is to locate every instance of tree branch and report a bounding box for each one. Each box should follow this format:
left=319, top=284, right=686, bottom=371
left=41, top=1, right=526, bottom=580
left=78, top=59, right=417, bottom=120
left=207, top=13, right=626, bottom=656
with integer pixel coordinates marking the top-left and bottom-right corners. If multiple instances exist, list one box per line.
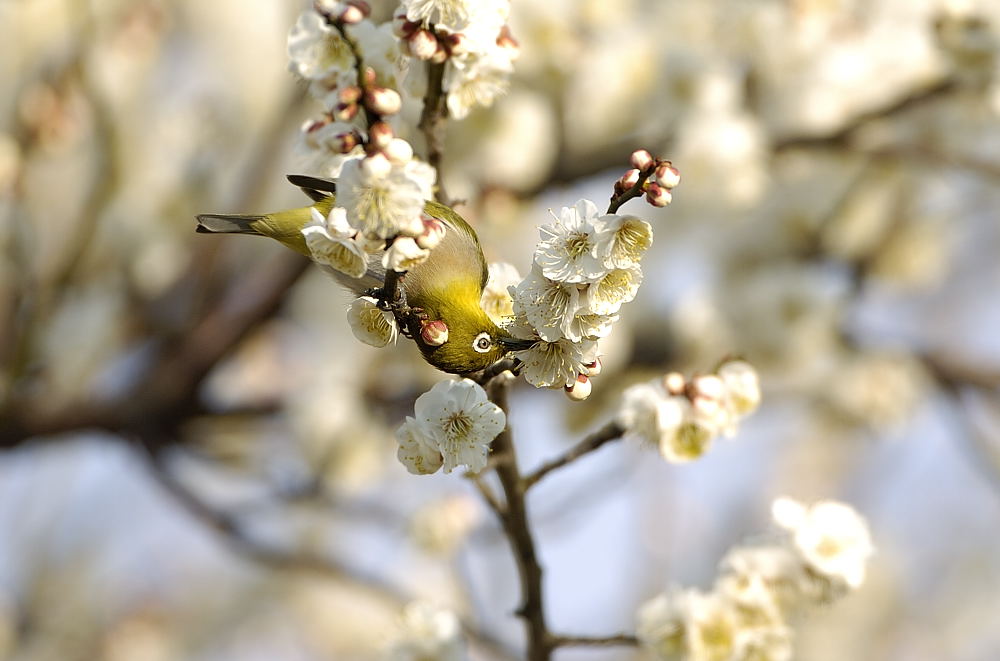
left=522, top=421, right=625, bottom=490
left=485, top=371, right=553, bottom=661
left=418, top=60, right=451, bottom=206
left=552, top=633, right=639, bottom=648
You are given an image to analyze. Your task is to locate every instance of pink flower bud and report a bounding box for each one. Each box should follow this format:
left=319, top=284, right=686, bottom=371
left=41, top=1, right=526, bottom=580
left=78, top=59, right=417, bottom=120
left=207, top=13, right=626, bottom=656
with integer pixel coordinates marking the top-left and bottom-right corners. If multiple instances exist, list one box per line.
left=655, top=161, right=681, bottom=188
left=368, top=121, right=394, bottom=149
left=583, top=358, right=602, bottom=377
left=645, top=182, right=672, bottom=207
left=333, top=130, right=360, bottom=153
left=429, top=44, right=448, bottom=64
left=339, top=3, right=364, bottom=24
left=443, top=32, right=468, bottom=57
left=619, top=168, right=640, bottom=190
left=334, top=101, right=359, bottom=122
left=406, top=29, right=439, bottom=60
left=565, top=374, right=592, bottom=401
left=338, top=85, right=362, bottom=104
left=420, top=319, right=449, bottom=346
left=363, top=67, right=377, bottom=87
left=365, top=87, right=402, bottom=116
left=348, top=0, right=370, bottom=17
left=361, top=152, right=391, bottom=179
left=663, top=371, right=685, bottom=396
left=302, top=115, right=331, bottom=135
left=416, top=216, right=446, bottom=249
left=383, top=137, right=413, bottom=164
left=496, top=26, right=520, bottom=58
left=630, top=149, right=654, bottom=171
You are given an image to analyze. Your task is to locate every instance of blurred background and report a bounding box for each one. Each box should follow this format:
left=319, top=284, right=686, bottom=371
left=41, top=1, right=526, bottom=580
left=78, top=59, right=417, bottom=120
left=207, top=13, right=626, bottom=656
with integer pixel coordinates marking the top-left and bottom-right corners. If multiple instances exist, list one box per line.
left=2, top=0, right=1000, bottom=659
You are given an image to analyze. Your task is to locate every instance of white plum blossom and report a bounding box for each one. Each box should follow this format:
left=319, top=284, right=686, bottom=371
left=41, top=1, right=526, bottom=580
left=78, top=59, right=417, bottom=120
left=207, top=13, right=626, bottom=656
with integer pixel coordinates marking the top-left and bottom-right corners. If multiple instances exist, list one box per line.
left=397, top=379, right=506, bottom=474
left=511, top=267, right=580, bottom=342
left=337, top=155, right=435, bottom=240
left=387, top=601, right=464, bottom=661
left=596, top=214, right=653, bottom=269
left=561, top=310, right=618, bottom=343
left=301, top=206, right=368, bottom=278
left=347, top=296, right=398, bottom=347
left=514, top=338, right=595, bottom=389
left=586, top=265, right=643, bottom=315
left=396, top=418, right=444, bottom=475
left=288, top=10, right=356, bottom=95
left=382, top=235, right=430, bottom=272
left=444, top=49, right=515, bottom=119
left=718, top=360, right=762, bottom=418
left=636, top=589, right=687, bottom=661
left=402, top=0, right=492, bottom=34
left=717, top=545, right=814, bottom=619
left=772, top=497, right=874, bottom=590
left=481, top=262, right=521, bottom=323
left=534, top=199, right=610, bottom=284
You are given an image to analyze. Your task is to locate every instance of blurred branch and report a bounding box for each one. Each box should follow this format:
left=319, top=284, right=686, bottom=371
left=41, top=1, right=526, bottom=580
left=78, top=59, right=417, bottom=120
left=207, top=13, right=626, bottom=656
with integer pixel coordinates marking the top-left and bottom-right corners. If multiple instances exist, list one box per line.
left=552, top=633, right=639, bottom=648
left=772, top=76, right=959, bottom=152
left=0, top=251, right=309, bottom=448
left=522, top=421, right=624, bottom=490
left=141, top=441, right=520, bottom=661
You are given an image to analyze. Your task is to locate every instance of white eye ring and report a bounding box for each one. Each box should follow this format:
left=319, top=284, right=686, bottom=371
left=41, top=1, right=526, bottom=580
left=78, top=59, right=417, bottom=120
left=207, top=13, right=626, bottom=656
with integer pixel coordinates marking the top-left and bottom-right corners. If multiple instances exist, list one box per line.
left=472, top=332, right=492, bottom=353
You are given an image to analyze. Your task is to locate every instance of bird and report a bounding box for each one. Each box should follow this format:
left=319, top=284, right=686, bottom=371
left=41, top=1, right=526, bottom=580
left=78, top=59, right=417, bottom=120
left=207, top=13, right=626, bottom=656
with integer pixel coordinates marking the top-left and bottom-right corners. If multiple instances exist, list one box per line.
left=196, top=175, right=533, bottom=375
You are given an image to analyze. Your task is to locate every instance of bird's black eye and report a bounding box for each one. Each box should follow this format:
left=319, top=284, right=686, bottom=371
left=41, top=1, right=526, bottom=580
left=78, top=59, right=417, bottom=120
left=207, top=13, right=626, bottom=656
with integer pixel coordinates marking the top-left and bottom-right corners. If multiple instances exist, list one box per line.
left=473, top=332, right=492, bottom=353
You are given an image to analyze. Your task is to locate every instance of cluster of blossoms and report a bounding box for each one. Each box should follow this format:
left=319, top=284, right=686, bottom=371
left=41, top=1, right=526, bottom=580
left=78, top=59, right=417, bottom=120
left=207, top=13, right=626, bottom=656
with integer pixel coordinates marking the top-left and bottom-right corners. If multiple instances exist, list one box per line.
left=395, top=378, right=505, bottom=475
left=289, top=3, right=448, bottom=278
left=394, top=0, right=519, bottom=119
left=386, top=601, right=464, bottom=661
left=496, top=198, right=656, bottom=398
left=618, top=360, right=761, bottom=462
left=637, top=497, right=874, bottom=661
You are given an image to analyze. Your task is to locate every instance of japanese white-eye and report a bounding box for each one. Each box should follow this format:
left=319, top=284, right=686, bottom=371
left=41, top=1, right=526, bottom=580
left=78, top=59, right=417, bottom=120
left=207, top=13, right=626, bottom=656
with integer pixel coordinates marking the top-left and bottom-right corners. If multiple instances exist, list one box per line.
left=196, top=175, right=532, bottom=374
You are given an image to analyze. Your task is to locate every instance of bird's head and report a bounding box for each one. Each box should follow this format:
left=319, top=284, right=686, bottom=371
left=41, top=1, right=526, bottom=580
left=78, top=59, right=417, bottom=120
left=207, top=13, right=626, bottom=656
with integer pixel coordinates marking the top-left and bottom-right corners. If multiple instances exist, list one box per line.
left=410, top=299, right=535, bottom=375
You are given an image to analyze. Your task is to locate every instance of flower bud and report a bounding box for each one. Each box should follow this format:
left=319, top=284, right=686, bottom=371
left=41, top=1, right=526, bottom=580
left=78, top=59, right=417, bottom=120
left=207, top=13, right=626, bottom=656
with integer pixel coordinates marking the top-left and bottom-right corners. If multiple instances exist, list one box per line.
left=565, top=374, right=592, bottom=401
left=496, top=26, right=520, bottom=59
left=583, top=357, right=602, bottom=377
left=361, top=152, right=391, bottom=179
left=692, top=374, right=725, bottom=402
left=362, top=67, right=378, bottom=87
left=348, top=0, right=370, bottom=17
left=442, top=32, right=468, bottom=57
left=416, top=216, right=446, bottom=249
left=314, top=0, right=342, bottom=19
left=368, top=121, right=394, bottom=149
left=655, top=161, right=681, bottom=188
left=420, top=319, right=449, bottom=346
left=339, top=3, right=365, bottom=24
left=618, top=168, right=640, bottom=190
left=338, top=85, right=363, bottom=104
left=332, top=130, right=360, bottom=153
left=645, top=182, right=672, bottom=207
left=663, top=371, right=685, bottom=396
left=383, top=137, right=414, bottom=164
left=406, top=29, right=439, bottom=60
left=334, top=101, right=359, bottom=122
left=365, top=86, right=402, bottom=116
left=630, top=149, right=654, bottom=171
left=429, top=44, right=449, bottom=64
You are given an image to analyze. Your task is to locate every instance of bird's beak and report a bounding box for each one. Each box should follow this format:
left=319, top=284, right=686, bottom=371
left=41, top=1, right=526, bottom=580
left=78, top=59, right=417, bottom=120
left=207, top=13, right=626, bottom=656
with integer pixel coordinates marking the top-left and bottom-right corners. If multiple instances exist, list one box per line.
left=499, top=336, right=538, bottom=352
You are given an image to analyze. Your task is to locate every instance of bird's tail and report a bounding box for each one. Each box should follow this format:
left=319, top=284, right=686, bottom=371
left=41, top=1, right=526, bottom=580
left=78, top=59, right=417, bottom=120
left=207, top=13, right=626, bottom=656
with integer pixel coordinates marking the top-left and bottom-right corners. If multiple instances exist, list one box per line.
left=195, top=214, right=265, bottom=235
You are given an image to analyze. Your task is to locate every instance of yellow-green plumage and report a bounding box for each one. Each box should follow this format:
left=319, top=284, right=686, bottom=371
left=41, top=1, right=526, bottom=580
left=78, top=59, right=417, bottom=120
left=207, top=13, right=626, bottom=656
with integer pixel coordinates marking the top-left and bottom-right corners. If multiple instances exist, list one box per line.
left=196, top=175, right=525, bottom=374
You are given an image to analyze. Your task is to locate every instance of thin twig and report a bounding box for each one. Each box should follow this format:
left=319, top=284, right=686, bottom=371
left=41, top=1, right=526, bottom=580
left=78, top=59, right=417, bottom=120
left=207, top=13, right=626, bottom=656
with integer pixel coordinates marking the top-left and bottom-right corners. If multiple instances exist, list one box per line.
left=552, top=633, right=639, bottom=648
left=522, top=421, right=625, bottom=490
left=485, top=372, right=553, bottom=661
